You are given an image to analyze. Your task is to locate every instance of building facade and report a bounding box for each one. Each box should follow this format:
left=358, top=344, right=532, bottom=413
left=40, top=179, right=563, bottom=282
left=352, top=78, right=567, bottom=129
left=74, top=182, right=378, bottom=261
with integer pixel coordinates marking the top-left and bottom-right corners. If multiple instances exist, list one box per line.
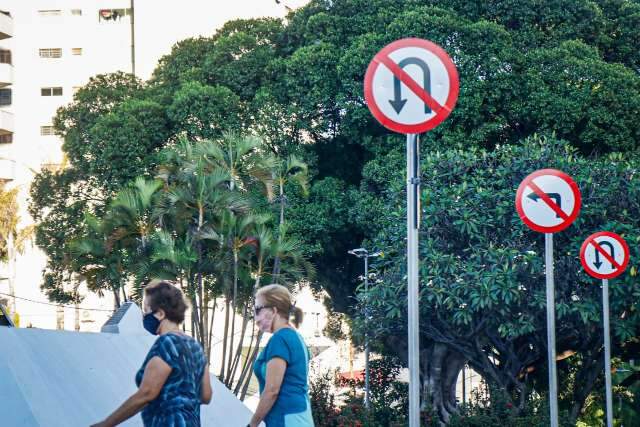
left=0, top=1, right=139, bottom=330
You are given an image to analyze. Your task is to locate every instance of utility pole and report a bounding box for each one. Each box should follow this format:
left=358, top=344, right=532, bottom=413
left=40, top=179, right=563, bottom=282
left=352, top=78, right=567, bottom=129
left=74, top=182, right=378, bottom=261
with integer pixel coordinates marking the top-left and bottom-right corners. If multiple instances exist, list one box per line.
left=130, top=0, right=135, bottom=76
left=348, top=247, right=382, bottom=410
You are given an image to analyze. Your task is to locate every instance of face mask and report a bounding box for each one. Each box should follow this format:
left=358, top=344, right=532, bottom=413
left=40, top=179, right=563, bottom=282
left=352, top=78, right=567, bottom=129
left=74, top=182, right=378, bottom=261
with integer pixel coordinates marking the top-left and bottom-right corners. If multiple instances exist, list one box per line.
left=143, top=312, right=161, bottom=335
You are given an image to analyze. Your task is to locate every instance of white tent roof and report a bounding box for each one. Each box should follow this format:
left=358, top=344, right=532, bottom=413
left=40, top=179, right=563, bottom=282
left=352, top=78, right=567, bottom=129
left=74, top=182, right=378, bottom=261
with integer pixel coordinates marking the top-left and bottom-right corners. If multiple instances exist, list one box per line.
left=0, top=325, right=255, bottom=426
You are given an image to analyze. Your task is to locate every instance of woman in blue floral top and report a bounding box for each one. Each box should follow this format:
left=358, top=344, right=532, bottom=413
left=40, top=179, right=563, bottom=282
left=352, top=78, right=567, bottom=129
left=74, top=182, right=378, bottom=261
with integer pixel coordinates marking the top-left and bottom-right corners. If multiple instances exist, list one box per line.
left=92, top=280, right=212, bottom=427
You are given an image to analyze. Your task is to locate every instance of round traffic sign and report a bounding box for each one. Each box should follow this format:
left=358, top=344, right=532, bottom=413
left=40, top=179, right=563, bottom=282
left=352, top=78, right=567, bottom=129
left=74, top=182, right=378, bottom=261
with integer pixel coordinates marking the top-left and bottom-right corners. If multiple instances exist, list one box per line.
left=515, top=169, right=581, bottom=233
left=580, top=232, right=630, bottom=279
left=364, top=38, right=459, bottom=134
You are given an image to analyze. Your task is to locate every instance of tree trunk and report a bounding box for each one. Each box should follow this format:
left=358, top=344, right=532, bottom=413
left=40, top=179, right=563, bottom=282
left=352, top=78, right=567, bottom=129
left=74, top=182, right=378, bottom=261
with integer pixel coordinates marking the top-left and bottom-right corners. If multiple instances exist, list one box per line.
left=207, top=298, right=217, bottom=361
left=569, top=351, right=602, bottom=423
left=220, top=297, right=231, bottom=379
left=234, top=316, right=257, bottom=395
left=228, top=304, right=250, bottom=387
left=56, top=304, right=64, bottom=330
left=271, top=183, right=285, bottom=283
left=112, top=288, right=121, bottom=309
left=226, top=250, right=239, bottom=385
left=240, top=332, right=264, bottom=400
left=202, top=290, right=210, bottom=354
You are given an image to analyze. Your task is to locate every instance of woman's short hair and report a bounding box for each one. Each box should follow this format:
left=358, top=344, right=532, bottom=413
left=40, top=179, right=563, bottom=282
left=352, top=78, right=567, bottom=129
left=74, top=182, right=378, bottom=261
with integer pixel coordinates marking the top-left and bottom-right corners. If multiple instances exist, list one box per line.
left=144, top=280, right=188, bottom=324
left=256, top=284, right=304, bottom=328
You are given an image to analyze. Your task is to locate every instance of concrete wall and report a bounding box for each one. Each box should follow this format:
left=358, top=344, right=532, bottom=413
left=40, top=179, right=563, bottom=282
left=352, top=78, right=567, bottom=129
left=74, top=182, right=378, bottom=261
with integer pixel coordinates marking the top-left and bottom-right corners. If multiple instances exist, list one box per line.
left=0, top=326, right=256, bottom=426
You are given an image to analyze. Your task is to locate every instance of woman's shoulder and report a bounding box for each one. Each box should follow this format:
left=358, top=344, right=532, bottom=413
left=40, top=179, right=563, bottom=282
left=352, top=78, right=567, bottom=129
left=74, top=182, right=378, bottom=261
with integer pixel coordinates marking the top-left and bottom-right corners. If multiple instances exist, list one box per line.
left=271, top=327, right=307, bottom=348
left=152, top=333, right=206, bottom=362
left=154, top=333, right=202, bottom=351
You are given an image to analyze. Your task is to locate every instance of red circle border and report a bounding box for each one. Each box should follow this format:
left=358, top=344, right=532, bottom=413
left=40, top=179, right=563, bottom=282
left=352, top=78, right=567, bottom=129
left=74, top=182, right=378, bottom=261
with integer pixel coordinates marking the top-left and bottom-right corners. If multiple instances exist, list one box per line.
left=515, top=169, right=581, bottom=233
left=363, top=38, right=460, bottom=134
left=580, top=231, right=630, bottom=280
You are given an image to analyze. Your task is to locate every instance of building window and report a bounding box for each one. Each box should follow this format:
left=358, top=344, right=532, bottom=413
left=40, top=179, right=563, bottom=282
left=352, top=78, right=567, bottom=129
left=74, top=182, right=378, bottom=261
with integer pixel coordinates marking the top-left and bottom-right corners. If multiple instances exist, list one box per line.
left=0, top=134, right=12, bottom=144
left=71, top=9, right=82, bottom=16
left=38, top=10, right=62, bottom=17
left=40, top=126, right=55, bottom=136
left=71, top=48, right=83, bottom=56
left=41, top=87, right=63, bottom=96
left=0, top=49, right=11, bottom=65
left=98, top=8, right=131, bottom=22
left=0, top=89, right=11, bottom=106
left=39, top=48, right=62, bottom=59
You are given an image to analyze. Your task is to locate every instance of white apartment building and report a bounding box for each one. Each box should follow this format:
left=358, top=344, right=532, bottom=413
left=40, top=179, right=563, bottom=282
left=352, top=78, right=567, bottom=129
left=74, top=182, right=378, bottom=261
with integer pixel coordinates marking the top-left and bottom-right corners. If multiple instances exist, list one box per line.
left=0, top=1, right=139, bottom=331
left=0, top=0, right=309, bottom=331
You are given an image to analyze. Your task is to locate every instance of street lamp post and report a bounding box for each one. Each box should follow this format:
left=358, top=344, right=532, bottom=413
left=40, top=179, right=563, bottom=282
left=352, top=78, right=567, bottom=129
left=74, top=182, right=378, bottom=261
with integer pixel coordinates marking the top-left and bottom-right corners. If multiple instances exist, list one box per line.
left=348, top=247, right=382, bottom=410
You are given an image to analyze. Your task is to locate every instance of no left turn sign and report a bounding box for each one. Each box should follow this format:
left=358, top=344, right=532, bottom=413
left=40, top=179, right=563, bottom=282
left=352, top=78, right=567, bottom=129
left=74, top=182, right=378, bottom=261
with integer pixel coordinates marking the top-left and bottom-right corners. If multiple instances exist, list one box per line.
left=364, top=38, right=459, bottom=134
left=515, top=169, right=581, bottom=233
left=580, top=232, right=630, bottom=279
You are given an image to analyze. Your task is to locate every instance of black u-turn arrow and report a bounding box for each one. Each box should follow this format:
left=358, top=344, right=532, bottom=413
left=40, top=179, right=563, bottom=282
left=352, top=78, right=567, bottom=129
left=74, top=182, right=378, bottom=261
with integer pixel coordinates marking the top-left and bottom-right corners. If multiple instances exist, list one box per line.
left=390, top=57, right=431, bottom=114
left=594, top=241, right=616, bottom=270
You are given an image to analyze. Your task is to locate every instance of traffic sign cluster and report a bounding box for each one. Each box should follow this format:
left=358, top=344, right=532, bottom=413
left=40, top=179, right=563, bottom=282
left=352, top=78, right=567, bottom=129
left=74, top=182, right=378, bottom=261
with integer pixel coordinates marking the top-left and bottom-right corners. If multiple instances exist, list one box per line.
left=364, top=36, right=627, bottom=427
left=515, top=168, right=628, bottom=427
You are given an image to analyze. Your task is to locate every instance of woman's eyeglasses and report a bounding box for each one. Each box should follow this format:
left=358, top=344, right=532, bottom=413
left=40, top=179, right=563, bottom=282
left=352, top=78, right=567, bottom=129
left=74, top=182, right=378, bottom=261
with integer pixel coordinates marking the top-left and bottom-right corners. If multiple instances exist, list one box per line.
left=254, top=305, right=272, bottom=316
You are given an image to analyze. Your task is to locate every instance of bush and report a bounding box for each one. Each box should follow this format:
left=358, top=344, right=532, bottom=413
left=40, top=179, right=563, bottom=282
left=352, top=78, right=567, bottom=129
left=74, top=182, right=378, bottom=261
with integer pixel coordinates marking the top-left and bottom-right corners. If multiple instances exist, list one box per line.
left=449, top=389, right=573, bottom=427
left=309, top=356, right=408, bottom=426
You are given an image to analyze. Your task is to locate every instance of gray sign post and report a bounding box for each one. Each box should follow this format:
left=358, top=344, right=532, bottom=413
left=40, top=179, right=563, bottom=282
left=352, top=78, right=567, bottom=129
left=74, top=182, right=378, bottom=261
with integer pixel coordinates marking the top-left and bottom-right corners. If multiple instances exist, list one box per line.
left=579, top=231, right=630, bottom=427
left=545, top=232, right=559, bottom=426
left=364, top=38, right=459, bottom=427
left=603, top=278, right=613, bottom=427
left=407, top=133, right=420, bottom=426
left=516, top=169, right=582, bottom=427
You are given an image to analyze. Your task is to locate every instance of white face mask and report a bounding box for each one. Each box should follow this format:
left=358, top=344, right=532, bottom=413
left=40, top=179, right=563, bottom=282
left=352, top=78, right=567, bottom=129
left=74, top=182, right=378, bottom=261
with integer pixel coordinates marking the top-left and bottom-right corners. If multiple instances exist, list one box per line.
left=255, top=302, right=276, bottom=333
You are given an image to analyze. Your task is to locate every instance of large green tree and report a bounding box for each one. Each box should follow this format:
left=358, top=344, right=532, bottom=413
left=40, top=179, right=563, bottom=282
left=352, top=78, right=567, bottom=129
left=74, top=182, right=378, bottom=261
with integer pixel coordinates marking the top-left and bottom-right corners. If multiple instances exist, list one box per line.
left=353, top=136, right=640, bottom=423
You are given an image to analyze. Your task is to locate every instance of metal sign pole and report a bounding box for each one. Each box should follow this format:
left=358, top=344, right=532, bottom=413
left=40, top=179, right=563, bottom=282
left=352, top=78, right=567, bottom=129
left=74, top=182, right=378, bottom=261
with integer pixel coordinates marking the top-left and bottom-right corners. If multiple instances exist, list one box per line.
left=545, top=232, right=559, bottom=427
left=602, top=278, right=613, bottom=427
left=407, top=133, right=420, bottom=427
left=364, top=254, right=370, bottom=410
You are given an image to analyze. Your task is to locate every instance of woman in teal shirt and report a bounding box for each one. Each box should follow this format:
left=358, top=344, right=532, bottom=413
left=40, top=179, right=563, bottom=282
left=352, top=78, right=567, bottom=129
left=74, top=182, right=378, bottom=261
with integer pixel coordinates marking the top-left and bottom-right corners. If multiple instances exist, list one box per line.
left=247, top=284, right=314, bottom=427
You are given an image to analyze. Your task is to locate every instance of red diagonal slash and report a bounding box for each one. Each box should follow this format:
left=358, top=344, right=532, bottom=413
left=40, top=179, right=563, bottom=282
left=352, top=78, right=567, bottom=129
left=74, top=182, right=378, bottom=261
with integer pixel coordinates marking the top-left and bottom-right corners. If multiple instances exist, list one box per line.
left=376, top=55, right=447, bottom=115
left=527, top=180, right=570, bottom=221
left=587, top=237, right=623, bottom=270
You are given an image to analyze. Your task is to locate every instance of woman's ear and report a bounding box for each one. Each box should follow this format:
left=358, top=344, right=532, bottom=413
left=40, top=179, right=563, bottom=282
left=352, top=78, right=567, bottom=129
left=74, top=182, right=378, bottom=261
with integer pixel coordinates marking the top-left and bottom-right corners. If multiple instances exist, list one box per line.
left=155, top=309, right=167, bottom=321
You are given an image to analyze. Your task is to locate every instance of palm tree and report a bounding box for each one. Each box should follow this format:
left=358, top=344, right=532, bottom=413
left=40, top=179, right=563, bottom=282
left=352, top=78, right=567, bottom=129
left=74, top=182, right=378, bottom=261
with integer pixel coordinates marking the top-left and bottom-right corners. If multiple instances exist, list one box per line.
left=69, top=213, right=130, bottom=308
left=271, top=155, right=308, bottom=282
left=273, top=155, right=308, bottom=225
left=235, top=222, right=315, bottom=399
left=199, top=132, right=276, bottom=196
left=155, top=137, right=247, bottom=350
left=218, top=210, right=270, bottom=384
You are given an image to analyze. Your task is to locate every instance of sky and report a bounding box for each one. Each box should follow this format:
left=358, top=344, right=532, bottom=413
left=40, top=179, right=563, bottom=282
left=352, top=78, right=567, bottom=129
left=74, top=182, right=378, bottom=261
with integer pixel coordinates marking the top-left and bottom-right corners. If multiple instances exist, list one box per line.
left=135, top=0, right=309, bottom=79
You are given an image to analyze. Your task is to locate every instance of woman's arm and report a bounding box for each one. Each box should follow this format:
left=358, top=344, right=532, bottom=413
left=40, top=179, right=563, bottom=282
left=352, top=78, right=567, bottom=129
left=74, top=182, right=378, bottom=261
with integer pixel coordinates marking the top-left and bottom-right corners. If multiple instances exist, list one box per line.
left=90, top=356, right=172, bottom=427
left=201, top=363, right=213, bottom=404
left=248, top=357, right=287, bottom=427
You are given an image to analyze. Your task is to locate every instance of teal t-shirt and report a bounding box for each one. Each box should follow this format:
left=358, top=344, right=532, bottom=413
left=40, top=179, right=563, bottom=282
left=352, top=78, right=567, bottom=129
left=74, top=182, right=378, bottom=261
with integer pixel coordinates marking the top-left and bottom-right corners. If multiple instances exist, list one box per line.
left=253, top=327, right=314, bottom=426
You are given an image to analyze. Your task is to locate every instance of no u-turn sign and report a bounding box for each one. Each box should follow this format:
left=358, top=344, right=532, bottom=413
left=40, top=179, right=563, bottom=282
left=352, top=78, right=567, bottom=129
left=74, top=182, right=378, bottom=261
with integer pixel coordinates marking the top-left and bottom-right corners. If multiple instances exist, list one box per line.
left=364, top=38, right=459, bottom=134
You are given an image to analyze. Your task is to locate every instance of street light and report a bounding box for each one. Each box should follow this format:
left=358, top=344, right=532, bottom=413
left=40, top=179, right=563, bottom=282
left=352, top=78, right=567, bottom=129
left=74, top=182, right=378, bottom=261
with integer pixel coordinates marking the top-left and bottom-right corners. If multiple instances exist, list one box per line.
left=348, top=247, right=382, bottom=410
